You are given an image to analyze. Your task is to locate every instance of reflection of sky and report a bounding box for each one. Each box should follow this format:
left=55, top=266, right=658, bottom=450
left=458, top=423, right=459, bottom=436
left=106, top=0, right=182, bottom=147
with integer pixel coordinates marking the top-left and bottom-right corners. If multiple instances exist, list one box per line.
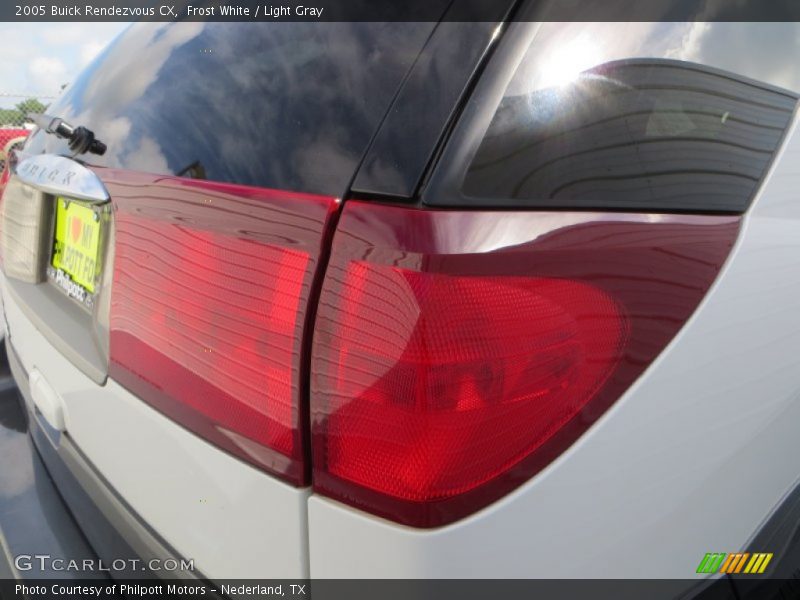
left=509, top=22, right=800, bottom=96
left=0, top=23, right=128, bottom=109
left=28, top=23, right=431, bottom=196
left=429, top=211, right=679, bottom=255
left=47, top=23, right=205, bottom=175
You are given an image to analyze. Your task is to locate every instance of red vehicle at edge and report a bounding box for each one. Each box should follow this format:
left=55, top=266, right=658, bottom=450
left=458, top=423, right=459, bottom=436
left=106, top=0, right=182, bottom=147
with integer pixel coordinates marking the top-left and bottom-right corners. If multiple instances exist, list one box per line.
left=0, top=127, right=29, bottom=170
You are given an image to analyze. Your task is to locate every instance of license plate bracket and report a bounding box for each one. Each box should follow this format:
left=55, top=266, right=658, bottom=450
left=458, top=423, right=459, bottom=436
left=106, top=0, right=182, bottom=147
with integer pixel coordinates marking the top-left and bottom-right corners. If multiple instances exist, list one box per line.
left=47, top=196, right=107, bottom=310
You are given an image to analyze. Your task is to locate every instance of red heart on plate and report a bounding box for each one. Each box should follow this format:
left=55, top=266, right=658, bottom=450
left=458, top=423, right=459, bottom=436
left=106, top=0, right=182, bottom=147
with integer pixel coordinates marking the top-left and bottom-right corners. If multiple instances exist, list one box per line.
left=71, top=216, right=82, bottom=243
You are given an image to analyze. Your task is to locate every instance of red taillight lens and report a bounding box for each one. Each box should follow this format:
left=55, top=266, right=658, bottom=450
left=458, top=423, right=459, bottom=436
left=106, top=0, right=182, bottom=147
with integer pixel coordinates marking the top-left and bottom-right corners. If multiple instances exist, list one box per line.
left=108, top=173, right=337, bottom=485
left=311, top=202, right=740, bottom=526
left=319, top=267, right=626, bottom=498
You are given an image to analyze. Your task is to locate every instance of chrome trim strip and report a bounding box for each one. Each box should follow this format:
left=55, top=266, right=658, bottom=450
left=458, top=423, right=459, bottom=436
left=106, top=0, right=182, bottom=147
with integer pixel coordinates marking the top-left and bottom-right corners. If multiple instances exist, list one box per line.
left=15, top=154, right=109, bottom=203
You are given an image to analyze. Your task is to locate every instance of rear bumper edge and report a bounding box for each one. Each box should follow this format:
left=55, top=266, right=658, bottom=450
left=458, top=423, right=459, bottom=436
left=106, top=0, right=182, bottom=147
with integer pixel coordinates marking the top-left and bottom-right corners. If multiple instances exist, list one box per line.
left=4, top=338, right=201, bottom=581
left=0, top=342, right=104, bottom=581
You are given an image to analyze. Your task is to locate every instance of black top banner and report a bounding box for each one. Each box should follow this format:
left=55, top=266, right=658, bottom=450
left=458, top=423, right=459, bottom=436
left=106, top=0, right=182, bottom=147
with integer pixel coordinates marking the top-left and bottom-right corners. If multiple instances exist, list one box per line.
left=5, top=0, right=800, bottom=22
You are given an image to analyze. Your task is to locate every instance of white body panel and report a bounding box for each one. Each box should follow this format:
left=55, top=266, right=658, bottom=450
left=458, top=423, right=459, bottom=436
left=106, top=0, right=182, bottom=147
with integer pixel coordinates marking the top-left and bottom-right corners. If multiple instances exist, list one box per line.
left=2, top=280, right=310, bottom=579
left=4, top=91, right=800, bottom=585
left=306, top=114, right=800, bottom=578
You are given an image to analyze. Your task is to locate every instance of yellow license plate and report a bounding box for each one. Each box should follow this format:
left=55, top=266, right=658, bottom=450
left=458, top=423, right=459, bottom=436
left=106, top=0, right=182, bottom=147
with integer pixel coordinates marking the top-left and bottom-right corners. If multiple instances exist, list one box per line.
left=52, top=198, right=101, bottom=294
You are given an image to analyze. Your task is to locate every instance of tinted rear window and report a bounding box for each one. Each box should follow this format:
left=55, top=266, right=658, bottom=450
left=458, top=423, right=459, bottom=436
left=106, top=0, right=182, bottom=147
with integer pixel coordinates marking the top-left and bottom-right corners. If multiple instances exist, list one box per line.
left=25, top=22, right=434, bottom=196
left=459, top=22, right=799, bottom=212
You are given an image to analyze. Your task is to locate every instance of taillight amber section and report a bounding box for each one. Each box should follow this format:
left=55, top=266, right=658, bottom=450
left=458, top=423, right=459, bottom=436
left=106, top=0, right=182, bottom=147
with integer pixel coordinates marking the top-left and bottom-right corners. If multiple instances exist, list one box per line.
left=311, top=202, right=741, bottom=526
left=107, top=171, right=337, bottom=485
